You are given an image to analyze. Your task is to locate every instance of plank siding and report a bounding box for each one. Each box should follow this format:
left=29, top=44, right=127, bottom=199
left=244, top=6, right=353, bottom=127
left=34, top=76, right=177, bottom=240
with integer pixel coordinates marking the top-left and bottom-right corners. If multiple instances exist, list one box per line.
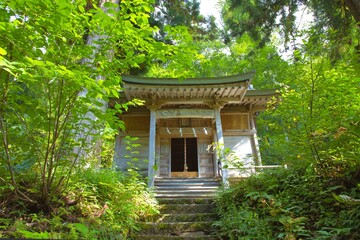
left=114, top=136, right=149, bottom=176
left=198, top=137, right=214, bottom=177
left=221, top=114, right=249, bottom=130
left=122, top=116, right=150, bottom=132
left=159, top=138, right=170, bottom=177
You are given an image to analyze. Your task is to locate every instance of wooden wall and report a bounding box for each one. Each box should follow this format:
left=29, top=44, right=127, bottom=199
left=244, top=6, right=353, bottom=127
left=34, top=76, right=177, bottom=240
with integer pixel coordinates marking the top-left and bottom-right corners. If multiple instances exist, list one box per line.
left=121, top=115, right=150, bottom=132
left=221, top=113, right=249, bottom=130
left=197, top=137, right=215, bottom=177
left=114, top=135, right=149, bottom=176
left=116, top=111, right=257, bottom=178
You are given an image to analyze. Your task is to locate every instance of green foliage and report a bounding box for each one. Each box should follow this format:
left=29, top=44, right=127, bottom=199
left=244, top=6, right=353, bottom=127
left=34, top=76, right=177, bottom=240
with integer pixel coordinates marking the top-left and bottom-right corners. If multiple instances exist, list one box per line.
left=334, top=193, right=360, bottom=205
left=214, top=167, right=360, bottom=239
left=65, top=168, right=159, bottom=238
left=0, top=169, right=159, bottom=239
left=145, top=25, right=202, bottom=78
left=0, top=0, right=193, bottom=207
left=258, top=45, right=360, bottom=173
left=0, top=0, right=189, bottom=238
left=207, top=142, right=243, bottom=170
left=150, top=0, right=220, bottom=42
left=222, top=0, right=358, bottom=56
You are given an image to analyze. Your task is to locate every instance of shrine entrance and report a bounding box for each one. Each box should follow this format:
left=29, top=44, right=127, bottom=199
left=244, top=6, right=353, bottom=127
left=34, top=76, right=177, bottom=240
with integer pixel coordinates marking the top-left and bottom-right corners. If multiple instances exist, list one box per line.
left=171, top=138, right=198, bottom=177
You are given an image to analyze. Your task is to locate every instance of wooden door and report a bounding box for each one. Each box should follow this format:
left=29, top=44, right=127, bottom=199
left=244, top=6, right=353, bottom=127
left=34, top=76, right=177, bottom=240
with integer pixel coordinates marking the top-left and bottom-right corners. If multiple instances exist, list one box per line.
left=198, top=137, right=214, bottom=177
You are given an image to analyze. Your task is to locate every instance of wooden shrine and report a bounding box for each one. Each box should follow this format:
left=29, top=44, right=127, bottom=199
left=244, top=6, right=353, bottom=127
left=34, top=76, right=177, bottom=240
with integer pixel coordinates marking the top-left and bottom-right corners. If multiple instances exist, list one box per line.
left=113, top=72, right=280, bottom=186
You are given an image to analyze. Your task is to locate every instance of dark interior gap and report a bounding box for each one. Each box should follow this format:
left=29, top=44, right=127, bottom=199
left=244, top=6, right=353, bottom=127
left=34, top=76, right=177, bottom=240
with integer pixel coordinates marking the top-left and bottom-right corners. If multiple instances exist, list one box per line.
left=171, top=138, right=198, bottom=172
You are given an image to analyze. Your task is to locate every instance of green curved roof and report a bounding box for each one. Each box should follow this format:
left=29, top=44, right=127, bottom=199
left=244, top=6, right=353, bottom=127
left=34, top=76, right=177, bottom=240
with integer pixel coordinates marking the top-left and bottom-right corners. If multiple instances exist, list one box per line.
left=245, top=89, right=280, bottom=96
left=122, top=71, right=255, bottom=86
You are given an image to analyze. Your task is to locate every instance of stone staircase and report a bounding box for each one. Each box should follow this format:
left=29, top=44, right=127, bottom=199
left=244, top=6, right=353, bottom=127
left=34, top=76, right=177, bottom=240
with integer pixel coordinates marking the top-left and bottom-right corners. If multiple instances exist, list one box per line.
left=155, top=178, right=221, bottom=199
left=133, top=178, right=221, bottom=240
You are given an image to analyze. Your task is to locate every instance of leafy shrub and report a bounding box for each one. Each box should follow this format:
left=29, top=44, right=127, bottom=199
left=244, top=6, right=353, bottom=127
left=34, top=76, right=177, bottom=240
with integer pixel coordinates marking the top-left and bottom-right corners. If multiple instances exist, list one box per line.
left=214, top=167, right=360, bottom=239
left=0, top=168, right=159, bottom=239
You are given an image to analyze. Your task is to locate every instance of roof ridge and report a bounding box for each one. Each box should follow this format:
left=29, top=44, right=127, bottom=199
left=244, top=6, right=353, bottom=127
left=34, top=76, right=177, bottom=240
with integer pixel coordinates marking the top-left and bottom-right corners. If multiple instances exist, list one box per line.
left=121, top=71, right=256, bottom=86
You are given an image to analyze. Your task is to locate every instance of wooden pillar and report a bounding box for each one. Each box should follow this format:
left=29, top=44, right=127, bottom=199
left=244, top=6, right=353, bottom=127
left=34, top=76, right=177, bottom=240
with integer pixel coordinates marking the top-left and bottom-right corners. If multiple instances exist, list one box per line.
left=148, top=108, right=157, bottom=187
left=214, top=104, right=229, bottom=186
left=212, top=130, right=219, bottom=177
left=250, top=108, right=262, bottom=167
left=155, top=132, right=161, bottom=176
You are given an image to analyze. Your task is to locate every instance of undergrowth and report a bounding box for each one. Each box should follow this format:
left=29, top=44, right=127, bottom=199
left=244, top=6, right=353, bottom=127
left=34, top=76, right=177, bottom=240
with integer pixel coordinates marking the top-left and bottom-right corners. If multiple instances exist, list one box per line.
left=0, top=168, right=158, bottom=239
left=214, top=166, right=360, bottom=239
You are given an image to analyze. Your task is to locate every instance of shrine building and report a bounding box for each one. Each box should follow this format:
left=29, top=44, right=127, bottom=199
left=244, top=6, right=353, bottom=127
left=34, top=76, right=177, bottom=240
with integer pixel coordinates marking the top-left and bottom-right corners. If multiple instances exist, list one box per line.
left=113, top=72, right=280, bottom=187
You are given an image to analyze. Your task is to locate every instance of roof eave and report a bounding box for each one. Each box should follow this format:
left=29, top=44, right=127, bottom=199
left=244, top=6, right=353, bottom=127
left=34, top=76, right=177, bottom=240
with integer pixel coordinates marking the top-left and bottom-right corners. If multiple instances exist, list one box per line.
left=121, top=71, right=256, bottom=86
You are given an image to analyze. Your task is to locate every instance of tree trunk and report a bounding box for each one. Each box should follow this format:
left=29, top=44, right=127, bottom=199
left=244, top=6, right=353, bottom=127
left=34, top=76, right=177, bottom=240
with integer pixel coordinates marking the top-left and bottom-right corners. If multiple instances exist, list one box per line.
left=345, top=0, right=360, bottom=23
left=75, top=0, right=119, bottom=161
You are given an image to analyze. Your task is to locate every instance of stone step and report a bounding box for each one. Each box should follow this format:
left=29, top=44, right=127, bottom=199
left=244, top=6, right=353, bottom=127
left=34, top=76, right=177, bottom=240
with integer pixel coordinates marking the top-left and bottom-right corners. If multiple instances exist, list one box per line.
left=156, top=188, right=218, bottom=193
left=154, top=179, right=221, bottom=186
left=155, top=188, right=218, bottom=197
left=155, top=185, right=219, bottom=188
left=155, top=178, right=220, bottom=183
left=135, top=180, right=220, bottom=239
left=134, top=233, right=220, bottom=240
left=159, top=204, right=214, bottom=214
left=155, top=183, right=219, bottom=190
left=156, top=192, right=217, bottom=199
left=138, top=221, right=214, bottom=235
left=150, top=213, right=218, bottom=222
left=157, top=198, right=215, bottom=205
left=155, top=178, right=219, bottom=192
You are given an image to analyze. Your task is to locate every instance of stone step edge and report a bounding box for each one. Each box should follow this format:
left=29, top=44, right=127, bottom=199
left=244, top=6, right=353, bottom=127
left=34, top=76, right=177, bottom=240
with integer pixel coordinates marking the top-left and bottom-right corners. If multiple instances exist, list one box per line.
left=152, top=212, right=218, bottom=222
left=155, top=177, right=220, bottom=180
left=156, top=198, right=216, bottom=204
left=158, top=203, right=214, bottom=208
left=155, top=184, right=220, bottom=187
left=138, top=221, right=214, bottom=234
left=155, top=186, right=219, bottom=189
left=154, top=180, right=221, bottom=184
left=141, top=221, right=214, bottom=225
left=133, top=235, right=220, bottom=240
left=156, top=193, right=217, bottom=196
left=156, top=189, right=218, bottom=192
left=155, top=196, right=217, bottom=199
left=155, top=180, right=220, bottom=183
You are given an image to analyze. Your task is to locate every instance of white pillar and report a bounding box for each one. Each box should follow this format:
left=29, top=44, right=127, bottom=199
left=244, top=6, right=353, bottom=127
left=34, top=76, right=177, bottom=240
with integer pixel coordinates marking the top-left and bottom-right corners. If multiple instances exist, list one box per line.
left=212, top=130, right=219, bottom=177
left=148, top=108, right=157, bottom=187
left=155, top=133, right=161, bottom=177
left=214, top=106, right=229, bottom=186
left=250, top=111, right=262, bottom=167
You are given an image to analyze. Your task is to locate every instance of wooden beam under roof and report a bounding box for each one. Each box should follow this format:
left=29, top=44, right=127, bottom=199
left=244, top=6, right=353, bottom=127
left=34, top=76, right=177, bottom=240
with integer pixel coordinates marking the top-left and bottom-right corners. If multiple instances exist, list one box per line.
left=119, top=73, right=280, bottom=109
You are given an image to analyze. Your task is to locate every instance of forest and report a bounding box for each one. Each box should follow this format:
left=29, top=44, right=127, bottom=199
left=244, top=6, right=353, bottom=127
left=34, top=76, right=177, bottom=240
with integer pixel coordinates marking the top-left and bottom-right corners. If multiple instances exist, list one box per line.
left=0, top=0, right=359, bottom=239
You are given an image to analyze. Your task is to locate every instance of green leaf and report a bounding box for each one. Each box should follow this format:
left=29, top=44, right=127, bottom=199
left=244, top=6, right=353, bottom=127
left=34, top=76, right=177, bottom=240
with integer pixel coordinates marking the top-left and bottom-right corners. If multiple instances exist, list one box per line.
left=78, top=5, right=85, bottom=13
left=0, top=47, right=7, bottom=55
left=333, top=194, right=360, bottom=205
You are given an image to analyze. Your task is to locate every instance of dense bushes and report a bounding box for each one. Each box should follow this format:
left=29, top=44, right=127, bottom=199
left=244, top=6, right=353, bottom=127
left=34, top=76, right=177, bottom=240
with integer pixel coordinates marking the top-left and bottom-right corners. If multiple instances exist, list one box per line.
left=0, top=169, right=158, bottom=239
left=214, top=166, right=360, bottom=239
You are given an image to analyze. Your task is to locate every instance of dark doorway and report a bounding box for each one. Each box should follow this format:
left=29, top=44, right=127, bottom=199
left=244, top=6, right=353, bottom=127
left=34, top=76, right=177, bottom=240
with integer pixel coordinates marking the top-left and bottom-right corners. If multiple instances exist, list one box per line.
left=171, top=138, right=198, bottom=172
left=171, top=138, right=184, bottom=172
